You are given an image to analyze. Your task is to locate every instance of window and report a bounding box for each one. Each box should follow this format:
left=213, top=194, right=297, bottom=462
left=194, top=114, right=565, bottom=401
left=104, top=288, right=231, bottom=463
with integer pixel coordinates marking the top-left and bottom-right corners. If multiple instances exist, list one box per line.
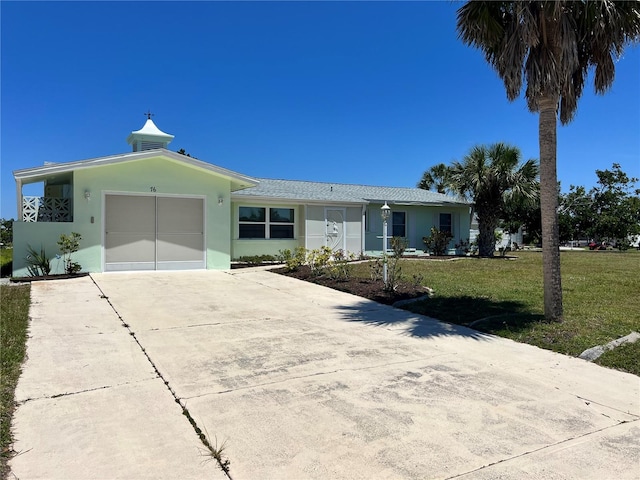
left=269, top=208, right=294, bottom=239
left=238, top=206, right=294, bottom=239
left=439, top=213, right=452, bottom=234
left=392, top=211, right=406, bottom=237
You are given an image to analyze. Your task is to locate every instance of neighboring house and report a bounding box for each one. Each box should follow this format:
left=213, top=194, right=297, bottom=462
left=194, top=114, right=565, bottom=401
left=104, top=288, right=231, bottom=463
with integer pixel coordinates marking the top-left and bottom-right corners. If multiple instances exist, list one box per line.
left=12, top=119, right=470, bottom=276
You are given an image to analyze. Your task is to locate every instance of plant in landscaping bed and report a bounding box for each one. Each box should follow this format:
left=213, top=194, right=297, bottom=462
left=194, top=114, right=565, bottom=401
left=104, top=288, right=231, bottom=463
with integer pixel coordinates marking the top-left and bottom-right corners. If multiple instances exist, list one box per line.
left=237, top=254, right=277, bottom=266
left=454, top=238, right=471, bottom=255
left=384, top=236, right=407, bottom=291
left=307, top=246, right=333, bottom=277
left=25, top=245, right=51, bottom=276
left=57, top=232, right=82, bottom=274
left=277, top=247, right=307, bottom=272
left=326, top=249, right=356, bottom=281
left=423, top=228, right=454, bottom=256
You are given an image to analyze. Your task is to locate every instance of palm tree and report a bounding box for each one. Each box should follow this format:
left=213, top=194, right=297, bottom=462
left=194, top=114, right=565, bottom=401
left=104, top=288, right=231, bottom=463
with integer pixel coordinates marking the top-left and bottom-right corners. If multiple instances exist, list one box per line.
left=450, top=143, right=539, bottom=257
left=456, top=1, right=640, bottom=322
left=417, top=163, right=452, bottom=194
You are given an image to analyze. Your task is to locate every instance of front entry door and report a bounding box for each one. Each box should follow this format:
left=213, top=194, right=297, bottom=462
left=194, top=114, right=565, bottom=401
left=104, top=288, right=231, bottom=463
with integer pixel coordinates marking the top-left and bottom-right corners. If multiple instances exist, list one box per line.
left=325, top=208, right=346, bottom=251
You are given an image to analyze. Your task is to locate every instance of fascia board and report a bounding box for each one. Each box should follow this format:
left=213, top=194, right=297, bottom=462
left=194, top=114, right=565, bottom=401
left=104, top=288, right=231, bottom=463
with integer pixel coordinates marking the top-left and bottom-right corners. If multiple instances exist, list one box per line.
left=230, top=194, right=367, bottom=206
left=14, top=149, right=259, bottom=188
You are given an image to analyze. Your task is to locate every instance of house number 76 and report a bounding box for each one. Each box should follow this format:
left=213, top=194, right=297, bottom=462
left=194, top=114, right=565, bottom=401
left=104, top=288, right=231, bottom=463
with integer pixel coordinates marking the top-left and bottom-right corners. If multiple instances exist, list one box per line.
left=150, top=186, right=157, bottom=192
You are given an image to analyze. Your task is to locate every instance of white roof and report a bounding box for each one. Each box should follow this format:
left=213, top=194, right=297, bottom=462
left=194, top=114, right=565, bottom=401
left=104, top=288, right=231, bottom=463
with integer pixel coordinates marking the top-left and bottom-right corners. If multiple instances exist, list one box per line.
left=129, top=118, right=174, bottom=140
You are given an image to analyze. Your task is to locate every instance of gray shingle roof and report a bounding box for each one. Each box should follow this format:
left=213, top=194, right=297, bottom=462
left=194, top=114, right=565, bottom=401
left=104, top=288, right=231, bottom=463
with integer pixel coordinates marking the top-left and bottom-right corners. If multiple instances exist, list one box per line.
left=232, top=178, right=469, bottom=206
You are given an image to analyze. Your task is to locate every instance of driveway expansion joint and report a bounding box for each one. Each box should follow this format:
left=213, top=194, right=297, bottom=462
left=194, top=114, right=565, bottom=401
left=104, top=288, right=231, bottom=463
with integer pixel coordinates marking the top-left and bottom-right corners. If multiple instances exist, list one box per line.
left=445, top=418, right=640, bottom=479
left=89, top=275, right=233, bottom=479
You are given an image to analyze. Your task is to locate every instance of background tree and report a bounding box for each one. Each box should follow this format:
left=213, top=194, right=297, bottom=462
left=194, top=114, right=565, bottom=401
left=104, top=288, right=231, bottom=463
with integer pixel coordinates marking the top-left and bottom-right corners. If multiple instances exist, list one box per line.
left=0, top=218, right=13, bottom=247
left=417, top=163, right=452, bottom=194
left=456, top=1, right=640, bottom=322
left=448, top=143, right=539, bottom=257
left=558, top=185, right=593, bottom=244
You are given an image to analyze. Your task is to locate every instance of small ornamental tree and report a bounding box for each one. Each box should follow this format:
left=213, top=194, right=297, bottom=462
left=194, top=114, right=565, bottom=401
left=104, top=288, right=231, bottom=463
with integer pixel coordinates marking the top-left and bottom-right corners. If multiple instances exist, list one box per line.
left=58, top=232, right=82, bottom=274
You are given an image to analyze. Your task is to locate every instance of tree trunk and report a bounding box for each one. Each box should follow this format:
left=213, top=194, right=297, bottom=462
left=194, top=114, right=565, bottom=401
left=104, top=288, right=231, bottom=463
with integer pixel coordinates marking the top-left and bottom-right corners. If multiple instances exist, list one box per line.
left=538, top=95, right=564, bottom=322
left=477, top=209, right=498, bottom=258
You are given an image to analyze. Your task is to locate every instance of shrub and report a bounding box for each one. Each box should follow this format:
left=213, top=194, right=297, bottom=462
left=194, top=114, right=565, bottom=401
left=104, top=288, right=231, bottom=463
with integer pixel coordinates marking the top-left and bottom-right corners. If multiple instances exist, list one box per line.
left=58, top=232, right=82, bottom=274
left=25, top=245, right=51, bottom=277
left=326, top=249, right=356, bottom=281
left=237, top=255, right=276, bottom=266
left=277, top=247, right=307, bottom=272
left=384, top=237, right=407, bottom=291
left=307, top=246, right=333, bottom=276
left=423, top=228, right=453, bottom=256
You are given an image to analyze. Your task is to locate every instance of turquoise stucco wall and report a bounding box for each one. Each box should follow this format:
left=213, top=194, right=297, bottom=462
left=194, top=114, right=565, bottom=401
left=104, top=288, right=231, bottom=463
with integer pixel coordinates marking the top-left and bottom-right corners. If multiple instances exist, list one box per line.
left=364, top=203, right=471, bottom=254
left=13, top=155, right=234, bottom=275
left=230, top=201, right=303, bottom=258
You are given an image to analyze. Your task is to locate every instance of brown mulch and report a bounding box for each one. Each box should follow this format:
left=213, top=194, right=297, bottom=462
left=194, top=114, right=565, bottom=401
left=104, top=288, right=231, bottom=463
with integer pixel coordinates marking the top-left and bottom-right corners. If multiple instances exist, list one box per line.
left=10, top=272, right=90, bottom=283
left=273, top=265, right=428, bottom=306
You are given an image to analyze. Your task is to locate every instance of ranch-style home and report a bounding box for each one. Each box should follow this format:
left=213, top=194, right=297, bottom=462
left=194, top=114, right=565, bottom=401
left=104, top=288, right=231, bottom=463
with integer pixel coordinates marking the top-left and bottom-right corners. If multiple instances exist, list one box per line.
left=12, top=118, right=471, bottom=276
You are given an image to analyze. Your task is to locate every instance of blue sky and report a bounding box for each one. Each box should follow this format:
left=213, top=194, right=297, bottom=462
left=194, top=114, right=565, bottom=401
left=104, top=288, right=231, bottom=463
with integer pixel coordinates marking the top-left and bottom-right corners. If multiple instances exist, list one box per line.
left=2, top=1, right=639, bottom=219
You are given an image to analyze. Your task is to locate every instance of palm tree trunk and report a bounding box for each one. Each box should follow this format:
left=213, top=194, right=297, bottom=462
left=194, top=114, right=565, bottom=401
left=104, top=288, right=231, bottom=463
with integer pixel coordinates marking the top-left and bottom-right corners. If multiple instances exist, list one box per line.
left=538, top=94, right=564, bottom=322
left=477, top=213, right=497, bottom=257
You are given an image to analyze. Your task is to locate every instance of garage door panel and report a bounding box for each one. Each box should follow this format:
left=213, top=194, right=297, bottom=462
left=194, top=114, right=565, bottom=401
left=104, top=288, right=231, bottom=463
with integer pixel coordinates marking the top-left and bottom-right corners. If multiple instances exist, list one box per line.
left=157, top=234, right=204, bottom=262
left=157, top=197, right=203, bottom=234
left=105, top=194, right=205, bottom=271
left=106, top=195, right=156, bottom=233
left=106, top=235, right=156, bottom=263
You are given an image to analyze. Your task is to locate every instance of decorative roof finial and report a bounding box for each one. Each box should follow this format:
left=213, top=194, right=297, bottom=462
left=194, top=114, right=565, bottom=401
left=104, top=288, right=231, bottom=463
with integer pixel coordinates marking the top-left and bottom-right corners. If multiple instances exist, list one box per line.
left=144, top=110, right=154, bottom=120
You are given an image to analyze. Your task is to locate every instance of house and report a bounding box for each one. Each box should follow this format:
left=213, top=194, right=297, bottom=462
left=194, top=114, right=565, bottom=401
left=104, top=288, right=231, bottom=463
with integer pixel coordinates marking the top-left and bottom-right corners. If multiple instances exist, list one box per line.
left=12, top=118, right=471, bottom=276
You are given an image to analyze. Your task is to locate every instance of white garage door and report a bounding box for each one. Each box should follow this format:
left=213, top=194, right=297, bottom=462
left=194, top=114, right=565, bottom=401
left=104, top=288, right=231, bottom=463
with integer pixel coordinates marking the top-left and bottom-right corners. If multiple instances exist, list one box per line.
left=105, top=194, right=205, bottom=271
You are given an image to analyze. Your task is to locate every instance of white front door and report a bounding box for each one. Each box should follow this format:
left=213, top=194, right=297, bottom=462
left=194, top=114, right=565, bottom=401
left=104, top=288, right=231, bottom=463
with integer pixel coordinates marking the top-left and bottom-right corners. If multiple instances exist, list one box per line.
left=325, top=208, right=346, bottom=251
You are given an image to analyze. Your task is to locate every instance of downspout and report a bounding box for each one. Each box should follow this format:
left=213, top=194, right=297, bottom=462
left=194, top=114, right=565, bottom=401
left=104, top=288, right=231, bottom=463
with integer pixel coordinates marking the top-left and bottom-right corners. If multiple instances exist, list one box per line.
left=304, top=204, right=308, bottom=250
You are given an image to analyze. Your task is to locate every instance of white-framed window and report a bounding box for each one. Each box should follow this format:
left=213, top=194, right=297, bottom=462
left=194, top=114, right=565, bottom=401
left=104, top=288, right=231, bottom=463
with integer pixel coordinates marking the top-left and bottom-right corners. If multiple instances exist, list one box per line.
left=439, top=213, right=452, bottom=234
left=392, top=211, right=406, bottom=237
left=238, top=206, right=295, bottom=239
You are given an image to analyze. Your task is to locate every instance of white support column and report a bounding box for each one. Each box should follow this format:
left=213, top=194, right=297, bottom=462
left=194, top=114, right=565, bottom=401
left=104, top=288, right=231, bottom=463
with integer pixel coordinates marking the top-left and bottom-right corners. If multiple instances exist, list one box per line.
left=16, top=178, right=23, bottom=221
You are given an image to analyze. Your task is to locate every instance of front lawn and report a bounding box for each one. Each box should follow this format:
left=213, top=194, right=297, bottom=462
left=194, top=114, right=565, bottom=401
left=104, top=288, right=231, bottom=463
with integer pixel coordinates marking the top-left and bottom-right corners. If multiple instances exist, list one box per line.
left=280, top=250, right=640, bottom=375
left=0, top=284, right=30, bottom=479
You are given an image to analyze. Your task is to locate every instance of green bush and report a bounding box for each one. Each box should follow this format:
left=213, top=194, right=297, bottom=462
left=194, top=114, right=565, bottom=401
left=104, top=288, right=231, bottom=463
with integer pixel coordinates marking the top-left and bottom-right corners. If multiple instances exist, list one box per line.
left=326, top=249, right=356, bottom=281
left=384, top=237, right=407, bottom=291
left=277, top=247, right=307, bottom=272
left=58, top=232, right=82, bottom=274
left=423, top=228, right=453, bottom=256
left=237, top=254, right=277, bottom=266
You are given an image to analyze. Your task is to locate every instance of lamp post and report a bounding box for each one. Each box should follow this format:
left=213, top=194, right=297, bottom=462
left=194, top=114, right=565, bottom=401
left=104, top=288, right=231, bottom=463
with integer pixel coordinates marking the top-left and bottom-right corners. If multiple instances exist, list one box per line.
left=381, top=201, right=391, bottom=286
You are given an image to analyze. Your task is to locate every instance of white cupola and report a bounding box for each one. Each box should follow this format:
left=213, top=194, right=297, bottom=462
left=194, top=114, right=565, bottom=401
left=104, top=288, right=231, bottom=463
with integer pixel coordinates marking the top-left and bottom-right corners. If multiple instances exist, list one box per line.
left=126, top=112, right=174, bottom=152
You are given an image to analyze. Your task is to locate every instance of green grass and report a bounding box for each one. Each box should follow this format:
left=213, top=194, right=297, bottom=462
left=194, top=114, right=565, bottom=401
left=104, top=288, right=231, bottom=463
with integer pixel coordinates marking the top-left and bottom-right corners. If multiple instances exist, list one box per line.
left=351, top=250, right=640, bottom=374
left=1, top=284, right=30, bottom=479
left=0, top=249, right=11, bottom=278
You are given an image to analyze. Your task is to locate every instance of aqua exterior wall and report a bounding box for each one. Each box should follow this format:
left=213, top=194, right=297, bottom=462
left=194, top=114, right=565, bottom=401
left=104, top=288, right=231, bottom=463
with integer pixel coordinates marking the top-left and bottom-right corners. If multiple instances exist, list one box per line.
left=230, top=202, right=303, bottom=258
left=13, top=155, right=234, bottom=275
left=303, top=204, right=363, bottom=254
left=364, top=204, right=471, bottom=254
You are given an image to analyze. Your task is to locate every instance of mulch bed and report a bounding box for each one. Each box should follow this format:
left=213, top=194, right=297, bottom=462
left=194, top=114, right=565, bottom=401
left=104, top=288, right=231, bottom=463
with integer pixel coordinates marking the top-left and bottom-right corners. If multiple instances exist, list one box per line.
left=10, top=272, right=90, bottom=283
left=273, top=265, right=428, bottom=306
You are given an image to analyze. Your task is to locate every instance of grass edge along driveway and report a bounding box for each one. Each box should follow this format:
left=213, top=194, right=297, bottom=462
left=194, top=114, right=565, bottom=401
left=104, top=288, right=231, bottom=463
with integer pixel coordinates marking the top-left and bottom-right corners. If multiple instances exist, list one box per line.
left=1, top=284, right=30, bottom=480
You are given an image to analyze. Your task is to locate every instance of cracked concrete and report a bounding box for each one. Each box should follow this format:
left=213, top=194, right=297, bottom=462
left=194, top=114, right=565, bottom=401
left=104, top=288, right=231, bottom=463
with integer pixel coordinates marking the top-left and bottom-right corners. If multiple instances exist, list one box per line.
left=9, top=271, right=640, bottom=479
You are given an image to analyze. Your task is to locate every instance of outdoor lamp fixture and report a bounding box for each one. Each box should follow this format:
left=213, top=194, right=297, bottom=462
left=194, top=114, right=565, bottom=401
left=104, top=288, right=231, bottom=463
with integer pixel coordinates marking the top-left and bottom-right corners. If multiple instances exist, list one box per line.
left=84, top=190, right=91, bottom=201
left=218, top=196, right=224, bottom=207
left=381, top=201, right=391, bottom=286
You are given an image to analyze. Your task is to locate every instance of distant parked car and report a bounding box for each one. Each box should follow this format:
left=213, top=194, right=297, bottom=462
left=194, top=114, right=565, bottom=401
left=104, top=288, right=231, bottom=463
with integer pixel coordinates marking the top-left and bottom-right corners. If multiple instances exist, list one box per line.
left=588, top=241, right=609, bottom=250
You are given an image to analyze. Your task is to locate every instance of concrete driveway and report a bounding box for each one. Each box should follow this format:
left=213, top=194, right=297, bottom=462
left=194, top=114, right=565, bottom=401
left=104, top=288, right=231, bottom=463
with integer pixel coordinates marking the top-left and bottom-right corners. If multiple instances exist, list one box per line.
left=10, top=269, right=640, bottom=479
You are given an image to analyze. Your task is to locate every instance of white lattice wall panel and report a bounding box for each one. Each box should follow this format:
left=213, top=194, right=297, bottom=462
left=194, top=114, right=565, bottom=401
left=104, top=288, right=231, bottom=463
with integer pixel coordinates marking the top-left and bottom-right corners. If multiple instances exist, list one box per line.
left=22, top=196, right=72, bottom=222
